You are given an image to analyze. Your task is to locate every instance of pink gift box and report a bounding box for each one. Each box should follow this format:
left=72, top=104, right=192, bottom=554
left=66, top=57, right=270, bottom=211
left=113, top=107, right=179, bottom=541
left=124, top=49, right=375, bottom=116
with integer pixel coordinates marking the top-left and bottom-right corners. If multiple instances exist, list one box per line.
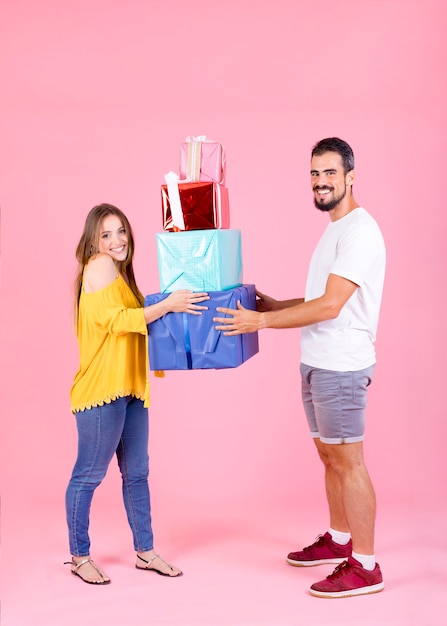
left=180, top=136, right=226, bottom=184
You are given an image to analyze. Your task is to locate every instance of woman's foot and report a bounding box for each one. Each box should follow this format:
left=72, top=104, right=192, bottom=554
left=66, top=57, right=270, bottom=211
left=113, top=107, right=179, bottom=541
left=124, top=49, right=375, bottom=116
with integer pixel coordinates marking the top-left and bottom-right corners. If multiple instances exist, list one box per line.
left=136, top=550, right=183, bottom=577
left=65, top=556, right=111, bottom=584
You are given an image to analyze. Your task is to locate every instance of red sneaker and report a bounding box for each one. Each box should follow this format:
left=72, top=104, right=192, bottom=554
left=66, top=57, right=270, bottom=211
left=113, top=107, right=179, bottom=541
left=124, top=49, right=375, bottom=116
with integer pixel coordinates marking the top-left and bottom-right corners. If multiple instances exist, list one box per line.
left=286, top=532, right=352, bottom=567
left=310, top=556, right=384, bottom=598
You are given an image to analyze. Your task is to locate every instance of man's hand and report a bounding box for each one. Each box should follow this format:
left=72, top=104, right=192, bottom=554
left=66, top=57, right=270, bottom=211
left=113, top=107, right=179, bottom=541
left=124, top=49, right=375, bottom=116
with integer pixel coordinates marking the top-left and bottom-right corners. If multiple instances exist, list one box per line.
left=213, top=301, right=263, bottom=335
left=256, top=290, right=279, bottom=312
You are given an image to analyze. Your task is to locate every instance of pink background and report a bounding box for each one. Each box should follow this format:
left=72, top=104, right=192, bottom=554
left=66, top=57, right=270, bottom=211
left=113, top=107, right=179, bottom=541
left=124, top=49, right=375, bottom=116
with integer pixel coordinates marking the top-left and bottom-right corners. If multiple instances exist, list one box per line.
left=1, top=1, right=446, bottom=624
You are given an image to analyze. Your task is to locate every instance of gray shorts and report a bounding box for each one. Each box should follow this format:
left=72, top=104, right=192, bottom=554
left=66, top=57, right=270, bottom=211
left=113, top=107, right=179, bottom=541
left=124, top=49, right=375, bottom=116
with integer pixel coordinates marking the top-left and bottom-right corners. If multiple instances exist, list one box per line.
left=300, top=363, right=375, bottom=444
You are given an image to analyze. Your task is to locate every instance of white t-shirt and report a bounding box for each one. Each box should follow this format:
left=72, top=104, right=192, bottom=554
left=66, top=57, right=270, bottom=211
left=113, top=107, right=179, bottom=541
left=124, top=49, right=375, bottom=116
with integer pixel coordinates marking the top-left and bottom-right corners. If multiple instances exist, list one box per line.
left=300, top=207, right=386, bottom=371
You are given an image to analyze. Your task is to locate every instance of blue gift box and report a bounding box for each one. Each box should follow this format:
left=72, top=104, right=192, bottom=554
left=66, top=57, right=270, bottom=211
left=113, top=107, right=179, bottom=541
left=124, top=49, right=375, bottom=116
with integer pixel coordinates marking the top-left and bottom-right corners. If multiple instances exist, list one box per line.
left=144, top=285, right=259, bottom=370
left=156, top=229, right=243, bottom=293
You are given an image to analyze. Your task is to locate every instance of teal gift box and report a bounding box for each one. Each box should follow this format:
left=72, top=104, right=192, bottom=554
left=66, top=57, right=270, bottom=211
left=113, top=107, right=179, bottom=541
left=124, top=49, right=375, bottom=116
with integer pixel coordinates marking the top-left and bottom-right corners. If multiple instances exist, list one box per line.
left=156, top=229, right=243, bottom=293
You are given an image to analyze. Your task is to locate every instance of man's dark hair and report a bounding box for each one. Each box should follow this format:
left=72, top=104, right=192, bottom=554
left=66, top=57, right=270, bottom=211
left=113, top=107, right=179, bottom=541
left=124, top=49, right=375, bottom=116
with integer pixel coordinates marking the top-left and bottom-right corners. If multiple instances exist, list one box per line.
left=312, top=138, right=355, bottom=174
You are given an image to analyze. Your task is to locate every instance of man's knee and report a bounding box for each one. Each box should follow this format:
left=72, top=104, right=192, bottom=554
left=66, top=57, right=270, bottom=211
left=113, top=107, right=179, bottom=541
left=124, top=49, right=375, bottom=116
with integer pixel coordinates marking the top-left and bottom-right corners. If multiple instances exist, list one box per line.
left=316, top=439, right=364, bottom=473
left=314, top=438, right=332, bottom=466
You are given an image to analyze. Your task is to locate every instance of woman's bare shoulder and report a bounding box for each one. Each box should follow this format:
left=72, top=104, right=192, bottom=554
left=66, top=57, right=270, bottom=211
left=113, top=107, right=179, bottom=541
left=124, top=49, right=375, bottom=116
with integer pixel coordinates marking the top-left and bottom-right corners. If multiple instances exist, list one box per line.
left=83, top=254, right=119, bottom=293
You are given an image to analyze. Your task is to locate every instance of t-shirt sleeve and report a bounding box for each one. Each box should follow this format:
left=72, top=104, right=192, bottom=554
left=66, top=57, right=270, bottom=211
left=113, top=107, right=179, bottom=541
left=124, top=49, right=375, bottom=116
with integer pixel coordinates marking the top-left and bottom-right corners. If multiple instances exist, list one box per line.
left=330, top=224, right=382, bottom=287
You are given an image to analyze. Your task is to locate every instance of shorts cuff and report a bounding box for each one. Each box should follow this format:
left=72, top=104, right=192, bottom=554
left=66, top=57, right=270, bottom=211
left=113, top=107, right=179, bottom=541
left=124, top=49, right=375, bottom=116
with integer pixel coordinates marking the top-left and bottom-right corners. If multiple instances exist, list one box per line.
left=319, top=435, right=365, bottom=445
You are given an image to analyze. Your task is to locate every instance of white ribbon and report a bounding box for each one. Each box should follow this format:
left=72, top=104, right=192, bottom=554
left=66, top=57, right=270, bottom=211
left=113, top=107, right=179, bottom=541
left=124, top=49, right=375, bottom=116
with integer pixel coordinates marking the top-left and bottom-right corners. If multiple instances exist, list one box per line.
left=185, top=135, right=209, bottom=143
left=187, top=141, right=202, bottom=182
left=164, top=171, right=185, bottom=231
left=214, top=183, right=222, bottom=227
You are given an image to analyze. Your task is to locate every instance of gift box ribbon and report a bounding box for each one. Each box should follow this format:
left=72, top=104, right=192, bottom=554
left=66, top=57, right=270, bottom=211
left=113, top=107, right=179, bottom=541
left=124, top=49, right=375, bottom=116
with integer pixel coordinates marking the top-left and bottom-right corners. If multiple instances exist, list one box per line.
left=164, top=171, right=185, bottom=230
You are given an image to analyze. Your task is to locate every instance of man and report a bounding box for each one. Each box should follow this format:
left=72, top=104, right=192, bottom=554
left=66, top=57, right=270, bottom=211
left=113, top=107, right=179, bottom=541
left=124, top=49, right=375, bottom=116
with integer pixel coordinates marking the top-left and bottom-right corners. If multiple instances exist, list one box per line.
left=213, top=138, right=386, bottom=598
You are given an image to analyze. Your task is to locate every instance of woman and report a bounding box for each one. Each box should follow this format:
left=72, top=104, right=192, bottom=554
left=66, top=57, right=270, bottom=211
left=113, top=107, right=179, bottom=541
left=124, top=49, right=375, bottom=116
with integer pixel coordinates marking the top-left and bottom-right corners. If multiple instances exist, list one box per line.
left=65, top=203, right=209, bottom=584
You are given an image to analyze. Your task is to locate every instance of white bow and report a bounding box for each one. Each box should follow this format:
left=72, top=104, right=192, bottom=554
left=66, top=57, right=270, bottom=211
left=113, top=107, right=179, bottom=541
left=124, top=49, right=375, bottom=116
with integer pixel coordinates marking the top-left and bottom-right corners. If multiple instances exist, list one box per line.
left=185, top=135, right=213, bottom=143
left=164, top=171, right=185, bottom=230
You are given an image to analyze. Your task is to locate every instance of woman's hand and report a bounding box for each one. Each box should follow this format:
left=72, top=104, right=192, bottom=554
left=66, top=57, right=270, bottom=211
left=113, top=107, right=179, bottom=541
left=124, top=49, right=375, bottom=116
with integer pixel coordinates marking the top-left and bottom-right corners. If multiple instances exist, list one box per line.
left=144, top=290, right=209, bottom=324
left=164, top=290, right=209, bottom=315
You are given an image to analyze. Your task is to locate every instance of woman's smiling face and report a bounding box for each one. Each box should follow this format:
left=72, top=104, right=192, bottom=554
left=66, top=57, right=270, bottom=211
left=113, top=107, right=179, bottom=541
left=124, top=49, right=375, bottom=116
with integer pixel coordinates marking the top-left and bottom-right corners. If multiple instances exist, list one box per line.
left=97, top=214, right=129, bottom=262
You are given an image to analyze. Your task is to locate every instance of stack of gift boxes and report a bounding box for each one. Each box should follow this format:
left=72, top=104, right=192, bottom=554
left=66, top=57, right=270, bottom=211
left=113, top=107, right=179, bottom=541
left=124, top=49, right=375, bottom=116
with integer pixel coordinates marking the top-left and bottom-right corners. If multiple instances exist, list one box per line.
left=144, top=135, right=259, bottom=370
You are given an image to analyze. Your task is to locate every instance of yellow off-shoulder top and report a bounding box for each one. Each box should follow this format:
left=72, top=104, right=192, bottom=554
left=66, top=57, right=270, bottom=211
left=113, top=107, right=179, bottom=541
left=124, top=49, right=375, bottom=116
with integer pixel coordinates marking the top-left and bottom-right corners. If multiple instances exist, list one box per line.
left=70, top=274, right=149, bottom=413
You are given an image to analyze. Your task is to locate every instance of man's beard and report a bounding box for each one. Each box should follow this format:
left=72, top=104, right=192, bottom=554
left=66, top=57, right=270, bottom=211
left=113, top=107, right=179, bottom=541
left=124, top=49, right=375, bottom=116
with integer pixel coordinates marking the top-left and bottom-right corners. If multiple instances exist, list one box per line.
left=313, top=185, right=346, bottom=212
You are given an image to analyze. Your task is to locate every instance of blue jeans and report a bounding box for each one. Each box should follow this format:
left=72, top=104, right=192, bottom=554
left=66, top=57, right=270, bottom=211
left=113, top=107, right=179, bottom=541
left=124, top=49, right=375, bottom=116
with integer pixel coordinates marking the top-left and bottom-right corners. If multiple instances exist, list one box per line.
left=65, top=396, right=153, bottom=556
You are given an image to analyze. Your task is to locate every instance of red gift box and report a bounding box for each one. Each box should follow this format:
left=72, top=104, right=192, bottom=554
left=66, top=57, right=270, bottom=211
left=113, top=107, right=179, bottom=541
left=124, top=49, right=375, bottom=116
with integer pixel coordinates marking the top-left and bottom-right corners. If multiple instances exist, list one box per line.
left=161, top=181, right=230, bottom=231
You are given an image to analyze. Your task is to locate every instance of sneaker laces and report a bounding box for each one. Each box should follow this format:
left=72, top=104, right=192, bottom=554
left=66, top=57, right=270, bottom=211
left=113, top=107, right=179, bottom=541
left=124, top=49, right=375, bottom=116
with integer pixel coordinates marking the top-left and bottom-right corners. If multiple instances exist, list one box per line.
left=326, top=560, right=350, bottom=580
left=303, top=534, right=326, bottom=552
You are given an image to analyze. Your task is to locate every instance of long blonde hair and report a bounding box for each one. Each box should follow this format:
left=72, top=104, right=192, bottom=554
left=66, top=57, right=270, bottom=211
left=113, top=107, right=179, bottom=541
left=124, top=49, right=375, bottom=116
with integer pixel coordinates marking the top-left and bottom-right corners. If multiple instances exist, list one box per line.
left=74, top=204, right=143, bottom=326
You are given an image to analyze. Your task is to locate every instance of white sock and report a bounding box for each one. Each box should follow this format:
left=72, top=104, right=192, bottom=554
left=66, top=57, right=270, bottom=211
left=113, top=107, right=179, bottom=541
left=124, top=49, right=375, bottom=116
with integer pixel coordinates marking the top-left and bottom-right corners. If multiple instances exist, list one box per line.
left=329, top=528, right=351, bottom=546
left=352, top=550, right=376, bottom=571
